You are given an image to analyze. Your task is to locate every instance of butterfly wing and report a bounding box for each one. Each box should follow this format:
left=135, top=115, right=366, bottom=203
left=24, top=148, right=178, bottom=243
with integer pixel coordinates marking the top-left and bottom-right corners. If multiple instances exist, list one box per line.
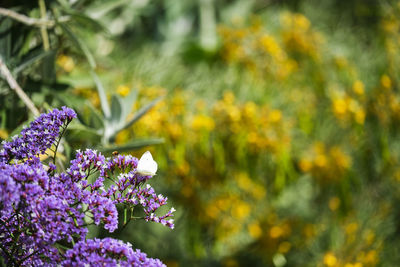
left=137, top=151, right=158, bottom=176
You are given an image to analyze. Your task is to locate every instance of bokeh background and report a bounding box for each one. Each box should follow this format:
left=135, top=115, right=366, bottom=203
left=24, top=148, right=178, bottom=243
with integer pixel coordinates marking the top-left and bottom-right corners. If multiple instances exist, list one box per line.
left=1, top=0, right=400, bottom=266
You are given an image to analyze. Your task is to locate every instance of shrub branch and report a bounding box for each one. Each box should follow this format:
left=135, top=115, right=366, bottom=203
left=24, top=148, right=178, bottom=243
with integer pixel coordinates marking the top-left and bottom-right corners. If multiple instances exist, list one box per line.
left=0, top=7, right=68, bottom=28
left=0, top=58, right=40, bottom=116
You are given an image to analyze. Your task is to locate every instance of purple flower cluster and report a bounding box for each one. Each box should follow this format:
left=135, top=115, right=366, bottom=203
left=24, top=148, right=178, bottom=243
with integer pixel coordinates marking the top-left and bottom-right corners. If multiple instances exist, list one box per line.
left=62, top=238, right=165, bottom=267
left=0, top=106, right=75, bottom=163
left=0, top=107, right=174, bottom=266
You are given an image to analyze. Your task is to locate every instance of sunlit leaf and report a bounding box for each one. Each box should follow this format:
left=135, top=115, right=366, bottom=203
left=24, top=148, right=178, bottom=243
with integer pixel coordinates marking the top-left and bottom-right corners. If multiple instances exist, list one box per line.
left=117, top=96, right=163, bottom=133
left=110, top=94, right=123, bottom=127
left=99, top=138, right=164, bottom=153
left=90, top=70, right=111, bottom=119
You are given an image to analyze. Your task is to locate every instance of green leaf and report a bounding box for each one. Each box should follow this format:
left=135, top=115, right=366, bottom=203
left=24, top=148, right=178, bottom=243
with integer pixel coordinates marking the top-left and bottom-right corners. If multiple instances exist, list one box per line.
left=40, top=50, right=57, bottom=83
left=17, top=30, right=35, bottom=58
left=0, top=109, right=6, bottom=129
left=85, top=0, right=129, bottom=19
left=90, top=70, right=111, bottom=119
left=0, top=17, right=12, bottom=62
left=99, top=138, right=164, bottom=153
left=85, top=102, right=105, bottom=129
left=117, top=96, right=163, bottom=133
left=67, top=122, right=102, bottom=140
left=58, top=23, right=96, bottom=68
left=73, top=104, right=103, bottom=129
left=14, top=49, right=54, bottom=75
left=110, top=94, right=123, bottom=127
left=120, top=88, right=137, bottom=123
left=59, top=6, right=109, bottom=34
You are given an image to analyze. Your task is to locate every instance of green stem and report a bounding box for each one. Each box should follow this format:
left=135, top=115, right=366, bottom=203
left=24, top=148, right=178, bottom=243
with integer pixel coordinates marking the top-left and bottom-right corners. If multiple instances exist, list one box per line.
left=38, top=0, right=50, bottom=51
left=0, top=243, right=18, bottom=266
left=123, top=208, right=127, bottom=225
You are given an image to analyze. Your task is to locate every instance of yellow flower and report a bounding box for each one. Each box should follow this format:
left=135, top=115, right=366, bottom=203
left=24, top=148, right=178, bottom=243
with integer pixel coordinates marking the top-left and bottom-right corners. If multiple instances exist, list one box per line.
left=354, top=109, right=366, bottom=124
left=344, top=263, right=363, bottom=267
left=235, top=172, right=251, bottom=191
left=259, top=34, right=282, bottom=58
left=243, top=101, right=257, bottom=119
left=248, top=222, right=263, bottom=239
left=269, top=110, right=282, bottom=123
left=57, top=55, right=75, bottom=72
left=364, top=229, right=375, bottom=246
left=352, top=80, right=365, bottom=95
left=270, top=226, right=284, bottom=239
left=299, top=158, right=312, bottom=172
left=345, top=222, right=359, bottom=235
left=231, top=202, right=251, bottom=219
left=0, top=129, right=8, bottom=140
left=330, top=147, right=351, bottom=170
left=117, top=85, right=130, bottom=97
left=315, top=154, right=328, bottom=168
left=323, top=252, right=338, bottom=267
left=334, top=56, right=349, bottom=69
left=278, top=241, right=291, bottom=254
left=381, top=74, right=392, bottom=89
left=329, top=197, right=340, bottom=211
left=333, top=98, right=347, bottom=115
left=364, top=250, right=378, bottom=265
left=191, top=115, right=215, bottom=131
left=293, top=14, right=311, bottom=30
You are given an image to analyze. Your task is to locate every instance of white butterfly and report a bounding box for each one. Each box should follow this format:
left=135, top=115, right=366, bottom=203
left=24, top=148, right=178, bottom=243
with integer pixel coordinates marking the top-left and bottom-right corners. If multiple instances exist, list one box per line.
left=136, top=151, right=158, bottom=176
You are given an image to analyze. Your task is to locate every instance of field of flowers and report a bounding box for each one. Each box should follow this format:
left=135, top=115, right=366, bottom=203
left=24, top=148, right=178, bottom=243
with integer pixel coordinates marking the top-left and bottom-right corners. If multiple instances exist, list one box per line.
left=2, top=0, right=400, bottom=266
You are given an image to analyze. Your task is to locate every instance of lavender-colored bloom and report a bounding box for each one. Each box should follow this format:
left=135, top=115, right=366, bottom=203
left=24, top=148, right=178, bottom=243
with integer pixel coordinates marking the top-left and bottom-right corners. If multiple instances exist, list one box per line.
left=0, top=106, right=76, bottom=163
left=0, top=163, right=21, bottom=217
left=62, top=238, right=166, bottom=267
left=0, top=107, right=173, bottom=266
left=0, top=161, right=86, bottom=265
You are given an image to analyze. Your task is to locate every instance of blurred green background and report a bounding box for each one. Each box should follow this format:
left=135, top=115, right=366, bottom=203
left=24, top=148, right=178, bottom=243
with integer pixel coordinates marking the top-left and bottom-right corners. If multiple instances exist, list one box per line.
left=1, top=0, right=400, bottom=266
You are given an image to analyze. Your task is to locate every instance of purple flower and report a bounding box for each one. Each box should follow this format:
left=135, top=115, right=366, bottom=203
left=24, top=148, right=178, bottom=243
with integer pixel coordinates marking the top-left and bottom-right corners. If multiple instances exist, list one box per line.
left=0, top=107, right=173, bottom=266
left=62, top=238, right=166, bottom=267
left=0, top=107, right=76, bottom=163
left=0, top=164, right=21, bottom=217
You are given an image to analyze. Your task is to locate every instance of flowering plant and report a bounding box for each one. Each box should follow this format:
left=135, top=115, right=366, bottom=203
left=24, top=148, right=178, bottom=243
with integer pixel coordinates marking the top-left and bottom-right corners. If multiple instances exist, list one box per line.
left=0, top=107, right=174, bottom=266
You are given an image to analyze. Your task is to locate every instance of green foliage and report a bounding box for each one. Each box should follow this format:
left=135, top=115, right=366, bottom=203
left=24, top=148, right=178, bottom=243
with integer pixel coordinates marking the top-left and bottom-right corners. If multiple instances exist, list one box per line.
left=0, top=1, right=162, bottom=156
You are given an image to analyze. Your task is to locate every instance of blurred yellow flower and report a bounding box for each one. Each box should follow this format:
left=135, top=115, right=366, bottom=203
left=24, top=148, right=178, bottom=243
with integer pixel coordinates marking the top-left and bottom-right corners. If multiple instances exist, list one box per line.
left=344, top=263, right=363, bottom=267
left=381, top=74, right=392, bottom=89
left=269, top=110, right=282, bottom=123
left=352, top=80, right=365, bottom=95
left=345, top=222, right=359, bottom=235
left=0, top=129, right=8, bottom=140
left=248, top=222, right=263, bottom=239
left=278, top=241, right=291, bottom=254
left=270, top=226, right=284, bottom=239
left=364, top=250, right=378, bottom=265
left=329, top=197, right=341, bottom=211
left=364, top=229, right=375, bottom=246
left=330, top=147, right=351, bottom=170
left=192, top=115, right=215, bottom=131
left=354, top=109, right=366, bottom=124
left=315, top=154, right=328, bottom=168
left=293, top=14, right=311, bottom=30
left=323, top=252, right=338, bottom=267
left=299, top=159, right=312, bottom=172
left=57, top=55, right=75, bottom=72
left=333, top=98, right=347, bottom=115
left=231, top=202, right=251, bottom=219
left=117, top=85, right=130, bottom=97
